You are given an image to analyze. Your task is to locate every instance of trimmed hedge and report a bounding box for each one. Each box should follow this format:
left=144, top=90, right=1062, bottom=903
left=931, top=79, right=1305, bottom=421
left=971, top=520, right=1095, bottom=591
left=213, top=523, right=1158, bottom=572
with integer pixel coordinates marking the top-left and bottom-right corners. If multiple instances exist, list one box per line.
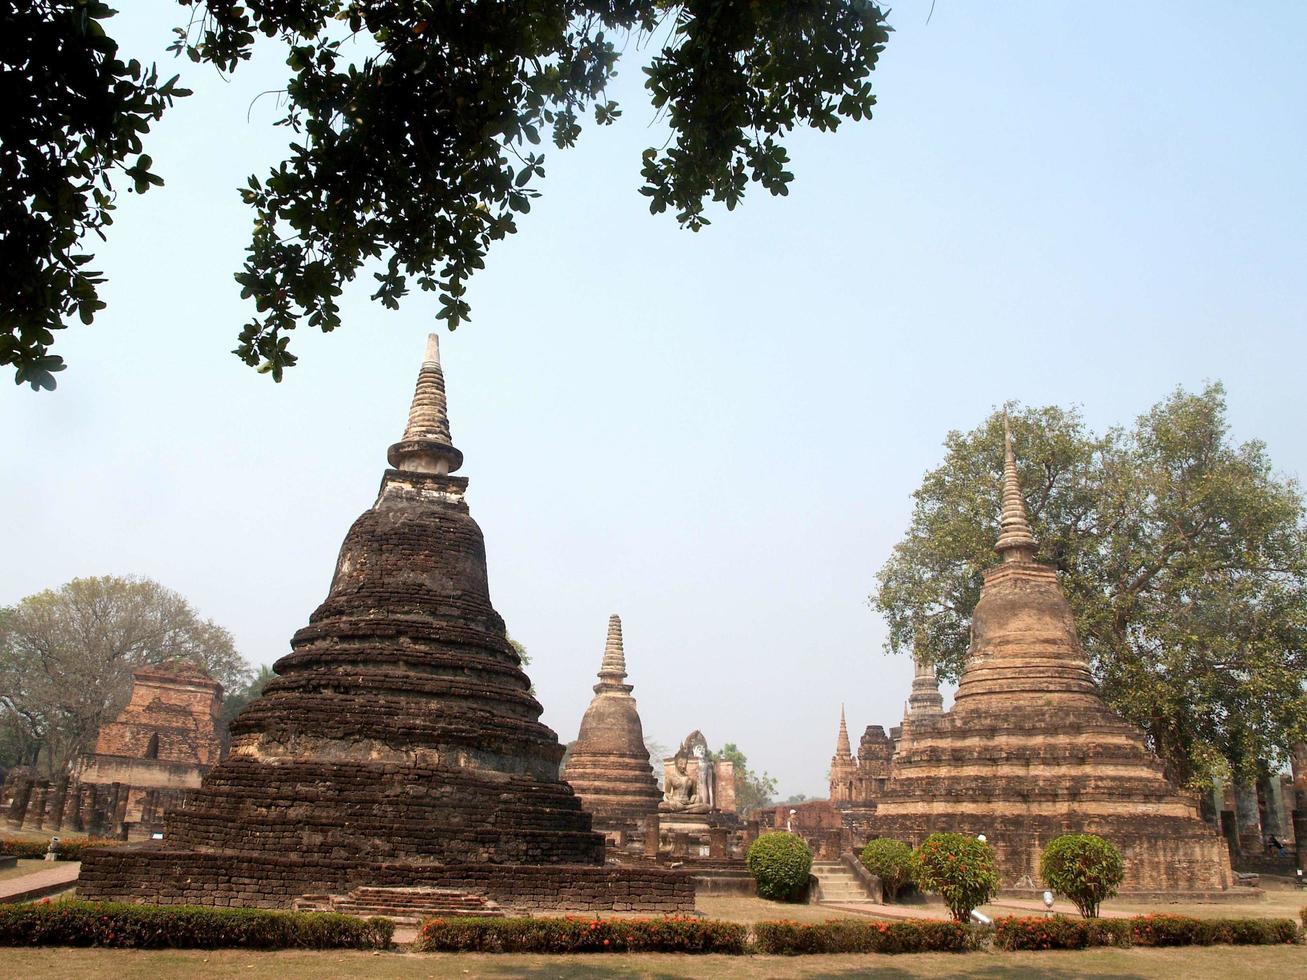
left=0, top=900, right=393, bottom=950
left=1039, top=833, right=1124, bottom=918
left=752, top=918, right=977, bottom=955
left=912, top=832, right=1000, bottom=922
left=416, top=916, right=747, bottom=954
left=746, top=832, right=813, bottom=902
left=994, top=914, right=1300, bottom=951
left=1, top=837, right=122, bottom=861
left=859, top=839, right=915, bottom=902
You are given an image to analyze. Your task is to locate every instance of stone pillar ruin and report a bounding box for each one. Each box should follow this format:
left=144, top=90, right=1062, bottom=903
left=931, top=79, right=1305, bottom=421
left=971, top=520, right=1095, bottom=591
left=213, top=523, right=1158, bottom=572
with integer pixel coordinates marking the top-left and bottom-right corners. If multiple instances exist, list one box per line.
left=1261, top=775, right=1285, bottom=841
left=23, top=782, right=49, bottom=831
left=708, top=828, right=728, bottom=859
left=643, top=814, right=660, bottom=860
left=1234, top=779, right=1263, bottom=855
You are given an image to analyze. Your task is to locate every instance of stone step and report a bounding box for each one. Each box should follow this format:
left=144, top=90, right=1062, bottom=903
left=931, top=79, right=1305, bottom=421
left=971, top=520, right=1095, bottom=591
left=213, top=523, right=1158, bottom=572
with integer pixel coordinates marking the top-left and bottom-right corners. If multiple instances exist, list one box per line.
left=812, top=862, right=875, bottom=903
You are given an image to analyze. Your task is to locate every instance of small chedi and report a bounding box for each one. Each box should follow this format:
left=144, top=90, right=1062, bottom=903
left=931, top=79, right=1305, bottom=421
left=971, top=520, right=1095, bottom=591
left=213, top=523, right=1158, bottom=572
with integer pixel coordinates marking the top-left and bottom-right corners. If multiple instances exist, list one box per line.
left=2, top=665, right=222, bottom=840
left=870, top=422, right=1233, bottom=893
left=79, top=335, right=692, bottom=913
left=561, top=614, right=662, bottom=843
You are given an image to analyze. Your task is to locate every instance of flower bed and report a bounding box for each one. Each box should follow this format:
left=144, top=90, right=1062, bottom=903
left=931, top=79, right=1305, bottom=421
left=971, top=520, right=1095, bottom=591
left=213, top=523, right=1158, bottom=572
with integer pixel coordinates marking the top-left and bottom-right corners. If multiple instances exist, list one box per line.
left=0, top=900, right=393, bottom=949
left=995, top=914, right=1299, bottom=951
left=1, top=837, right=122, bottom=861
left=415, top=915, right=747, bottom=954
left=752, top=918, right=977, bottom=955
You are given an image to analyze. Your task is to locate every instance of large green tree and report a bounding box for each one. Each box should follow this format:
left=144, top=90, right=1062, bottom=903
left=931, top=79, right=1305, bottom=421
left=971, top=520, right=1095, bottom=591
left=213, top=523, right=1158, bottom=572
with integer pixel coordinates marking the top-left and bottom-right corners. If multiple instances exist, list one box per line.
left=3, top=1, right=891, bottom=388
left=711, top=741, right=778, bottom=815
left=0, top=575, right=254, bottom=774
left=873, top=384, right=1307, bottom=790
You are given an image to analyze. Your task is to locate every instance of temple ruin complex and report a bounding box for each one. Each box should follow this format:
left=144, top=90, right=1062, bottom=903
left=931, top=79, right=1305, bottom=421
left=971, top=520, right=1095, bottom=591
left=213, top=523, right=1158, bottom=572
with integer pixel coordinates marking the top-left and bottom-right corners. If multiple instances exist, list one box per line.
left=2, top=666, right=222, bottom=840
left=79, top=335, right=692, bottom=914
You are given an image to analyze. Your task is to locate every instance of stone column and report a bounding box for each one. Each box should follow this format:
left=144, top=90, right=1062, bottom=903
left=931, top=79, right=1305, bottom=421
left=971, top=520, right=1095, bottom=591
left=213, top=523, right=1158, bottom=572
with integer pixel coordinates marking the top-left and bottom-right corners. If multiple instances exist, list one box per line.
left=744, top=818, right=760, bottom=846
left=708, top=828, right=728, bottom=859
left=1260, top=775, right=1285, bottom=841
left=1234, top=779, right=1263, bottom=855
left=46, top=776, right=69, bottom=833
left=671, top=832, right=690, bottom=858
left=1293, top=743, right=1307, bottom=870
left=59, top=778, right=82, bottom=832
left=78, top=784, right=98, bottom=835
left=643, top=814, right=660, bottom=860
left=23, top=782, right=49, bottom=831
left=1294, top=809, right=1307, bottom=874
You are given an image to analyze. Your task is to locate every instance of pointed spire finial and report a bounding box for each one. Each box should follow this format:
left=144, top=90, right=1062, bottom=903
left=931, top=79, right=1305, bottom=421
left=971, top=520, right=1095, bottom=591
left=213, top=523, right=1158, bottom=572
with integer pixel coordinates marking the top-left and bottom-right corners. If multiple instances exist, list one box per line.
left=835, top=704, right=852, bottom=759
left=597, top=614, right=628, bottom=684
left=995, top=415, right=1038, bottom=562
left=387, top=332, right=464, bottom=475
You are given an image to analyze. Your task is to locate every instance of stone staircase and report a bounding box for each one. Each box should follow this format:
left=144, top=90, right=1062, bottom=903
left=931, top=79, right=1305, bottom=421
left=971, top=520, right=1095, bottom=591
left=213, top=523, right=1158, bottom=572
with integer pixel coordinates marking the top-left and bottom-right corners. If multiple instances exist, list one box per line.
left=812, top=860, right=876, bottom=905
left=293, top=886, right=504, bottom=924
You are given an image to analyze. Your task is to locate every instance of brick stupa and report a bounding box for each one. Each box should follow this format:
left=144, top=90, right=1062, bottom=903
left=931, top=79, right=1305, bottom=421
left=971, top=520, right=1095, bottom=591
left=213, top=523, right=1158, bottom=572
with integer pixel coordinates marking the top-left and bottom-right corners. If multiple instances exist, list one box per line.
left=561, top=615, right=662, bottom=840
left=80, top=335, right=692, bottom=913
left=871, top=422, right=1233, bottom=894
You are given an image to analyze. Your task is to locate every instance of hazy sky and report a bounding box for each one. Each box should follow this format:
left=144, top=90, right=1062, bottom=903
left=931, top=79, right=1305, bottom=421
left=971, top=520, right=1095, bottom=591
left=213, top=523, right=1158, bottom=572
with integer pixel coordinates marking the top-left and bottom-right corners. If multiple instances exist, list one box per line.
left=4, top=3, right=1305, bottom=797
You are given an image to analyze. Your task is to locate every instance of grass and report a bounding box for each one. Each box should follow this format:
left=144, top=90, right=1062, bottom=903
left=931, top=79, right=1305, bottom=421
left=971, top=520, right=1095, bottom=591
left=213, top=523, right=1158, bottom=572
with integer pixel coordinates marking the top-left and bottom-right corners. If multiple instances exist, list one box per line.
left=0, top=859, right=49, bottom=883
left=0, top=944, right=1304, bottom=979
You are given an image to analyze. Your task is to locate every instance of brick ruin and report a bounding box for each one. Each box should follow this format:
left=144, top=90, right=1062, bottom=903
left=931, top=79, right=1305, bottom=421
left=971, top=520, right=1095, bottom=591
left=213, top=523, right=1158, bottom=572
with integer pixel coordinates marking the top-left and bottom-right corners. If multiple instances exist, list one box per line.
left=869, top=423, right=1233, bottom=893
left=560, top=615, right=662, bottom=843
left=2, top=666, right=222, bottom=839
left=829, top=701, right=907, bottom=838
left=79, top=335, right=692, bottom=913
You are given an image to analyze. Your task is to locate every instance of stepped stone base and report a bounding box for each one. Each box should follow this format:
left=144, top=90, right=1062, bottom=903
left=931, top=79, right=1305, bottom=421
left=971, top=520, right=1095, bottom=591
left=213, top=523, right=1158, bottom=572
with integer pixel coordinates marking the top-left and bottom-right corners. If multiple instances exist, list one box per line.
left=78, top=844, right=695, bottom=913
left=293, top=886, right=505, bottom=924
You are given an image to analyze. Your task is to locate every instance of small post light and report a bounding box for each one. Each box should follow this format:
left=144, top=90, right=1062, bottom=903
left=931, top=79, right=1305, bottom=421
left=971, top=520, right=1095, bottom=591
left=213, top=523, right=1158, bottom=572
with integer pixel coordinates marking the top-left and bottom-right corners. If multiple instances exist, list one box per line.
left=976, top=834, right=986, bottom=843
left=1043, top=890, right=1055, bottom=915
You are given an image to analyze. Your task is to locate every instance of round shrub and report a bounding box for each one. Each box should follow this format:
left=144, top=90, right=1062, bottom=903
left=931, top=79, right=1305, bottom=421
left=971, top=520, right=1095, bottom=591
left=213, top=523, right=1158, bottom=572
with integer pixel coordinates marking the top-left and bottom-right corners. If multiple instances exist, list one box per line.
left=746, top=832, right=813, bottom=901
left=859, top=838, right=915, bottom=902
left=1040, top=833, right=1125, bottom=919
left=911, top=833, right=1000, bottom=923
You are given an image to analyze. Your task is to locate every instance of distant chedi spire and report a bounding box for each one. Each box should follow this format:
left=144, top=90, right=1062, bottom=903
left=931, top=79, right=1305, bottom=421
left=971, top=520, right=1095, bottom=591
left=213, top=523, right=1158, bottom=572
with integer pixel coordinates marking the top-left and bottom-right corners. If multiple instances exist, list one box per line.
left=562, top=614, right=662, bottom=839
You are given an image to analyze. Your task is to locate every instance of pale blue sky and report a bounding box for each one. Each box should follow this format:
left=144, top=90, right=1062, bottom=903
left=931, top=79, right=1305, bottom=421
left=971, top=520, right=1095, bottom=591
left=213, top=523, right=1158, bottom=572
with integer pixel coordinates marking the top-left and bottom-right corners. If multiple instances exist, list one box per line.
left=3, top=2, right=1304, bottom=796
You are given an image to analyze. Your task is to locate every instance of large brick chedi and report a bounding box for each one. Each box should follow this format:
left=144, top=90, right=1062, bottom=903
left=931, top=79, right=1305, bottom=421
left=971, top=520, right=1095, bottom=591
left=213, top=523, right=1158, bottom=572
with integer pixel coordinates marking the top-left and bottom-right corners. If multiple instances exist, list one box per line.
left=80, top=336, right=691, bottom=912
left=562, top=615, right=662, bottom=840
left=872, top=423, right=1232, bottom=894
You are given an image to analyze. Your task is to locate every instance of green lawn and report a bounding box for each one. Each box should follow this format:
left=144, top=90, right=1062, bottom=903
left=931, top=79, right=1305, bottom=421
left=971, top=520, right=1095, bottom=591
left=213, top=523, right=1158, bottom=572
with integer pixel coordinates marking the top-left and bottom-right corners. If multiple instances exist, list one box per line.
left=1, top=945, right=1304, bottom=979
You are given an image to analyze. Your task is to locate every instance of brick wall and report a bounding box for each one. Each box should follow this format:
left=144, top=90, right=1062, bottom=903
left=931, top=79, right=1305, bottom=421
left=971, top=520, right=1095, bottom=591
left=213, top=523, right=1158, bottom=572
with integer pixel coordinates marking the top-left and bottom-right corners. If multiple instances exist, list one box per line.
left=79, top=845, right=695, bottom=913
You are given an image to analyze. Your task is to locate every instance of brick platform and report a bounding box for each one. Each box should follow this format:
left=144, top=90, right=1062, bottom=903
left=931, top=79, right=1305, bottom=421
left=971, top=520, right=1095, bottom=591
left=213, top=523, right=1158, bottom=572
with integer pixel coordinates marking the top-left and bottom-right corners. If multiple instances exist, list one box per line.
left=78, top=845, right=693, bottom=913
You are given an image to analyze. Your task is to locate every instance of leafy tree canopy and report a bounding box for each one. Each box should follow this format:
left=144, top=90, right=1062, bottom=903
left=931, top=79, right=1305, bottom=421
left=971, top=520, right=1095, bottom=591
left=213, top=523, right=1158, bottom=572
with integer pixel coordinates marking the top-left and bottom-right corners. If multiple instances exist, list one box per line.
left=3, top=1, right=891, bottom=388
left=0, top=575, right=254, bottom=774
left=711, top=740, right=778, bottom=815
left=873, top=384, right=1307, bottom=789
